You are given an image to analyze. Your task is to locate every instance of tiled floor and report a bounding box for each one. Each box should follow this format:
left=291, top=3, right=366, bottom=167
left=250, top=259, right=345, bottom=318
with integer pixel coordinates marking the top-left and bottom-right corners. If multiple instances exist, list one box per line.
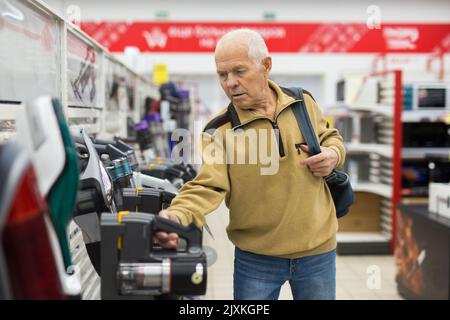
left=202, top=203, right=403, bottom=300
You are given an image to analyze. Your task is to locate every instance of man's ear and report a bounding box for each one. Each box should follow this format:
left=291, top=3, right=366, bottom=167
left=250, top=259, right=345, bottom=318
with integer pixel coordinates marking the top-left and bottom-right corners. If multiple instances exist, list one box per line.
left=262, top=56, right=272, bottom=74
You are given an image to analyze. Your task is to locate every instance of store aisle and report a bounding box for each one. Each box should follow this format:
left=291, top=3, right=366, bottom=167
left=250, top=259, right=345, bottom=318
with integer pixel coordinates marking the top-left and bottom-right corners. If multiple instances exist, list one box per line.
left=203, top=203, right=403, bottom=300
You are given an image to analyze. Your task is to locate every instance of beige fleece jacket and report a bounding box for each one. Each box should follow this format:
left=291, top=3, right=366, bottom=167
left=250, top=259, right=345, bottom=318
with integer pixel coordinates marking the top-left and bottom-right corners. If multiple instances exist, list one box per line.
left=168, top=80, right=345, bottom=259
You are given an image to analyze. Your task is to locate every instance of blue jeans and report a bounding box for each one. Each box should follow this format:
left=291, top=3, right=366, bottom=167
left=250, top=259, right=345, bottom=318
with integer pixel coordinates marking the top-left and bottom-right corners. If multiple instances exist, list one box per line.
left=233, top=247, right=336, bottom=300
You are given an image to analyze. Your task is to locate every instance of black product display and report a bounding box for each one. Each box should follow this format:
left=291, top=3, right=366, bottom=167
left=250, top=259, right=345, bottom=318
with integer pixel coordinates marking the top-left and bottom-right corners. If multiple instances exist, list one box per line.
left=403, top=122, right=450, bottom=148
left=402, top=159, right=450, bottom=197
left=101, top=212, right=207, bottom=299
left=120, top=187, right=175, bottom=213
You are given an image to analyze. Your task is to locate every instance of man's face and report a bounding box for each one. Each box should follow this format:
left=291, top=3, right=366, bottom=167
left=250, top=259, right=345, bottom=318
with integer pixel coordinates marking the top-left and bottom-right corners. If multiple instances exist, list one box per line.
left=215, top=44, right=271, bottom=110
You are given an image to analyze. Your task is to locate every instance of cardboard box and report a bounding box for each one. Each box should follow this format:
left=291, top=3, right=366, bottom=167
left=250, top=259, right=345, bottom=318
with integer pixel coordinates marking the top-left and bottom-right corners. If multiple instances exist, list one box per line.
left=429, top=183, right=450, bottom=219
left=338, top=191, right=381, bottom=232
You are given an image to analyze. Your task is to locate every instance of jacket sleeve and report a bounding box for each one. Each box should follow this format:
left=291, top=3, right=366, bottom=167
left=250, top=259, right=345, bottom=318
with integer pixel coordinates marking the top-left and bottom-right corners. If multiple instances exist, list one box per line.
left=167, top=129, right=230, bottom=227
left=304, top=94, right=346, bottom=169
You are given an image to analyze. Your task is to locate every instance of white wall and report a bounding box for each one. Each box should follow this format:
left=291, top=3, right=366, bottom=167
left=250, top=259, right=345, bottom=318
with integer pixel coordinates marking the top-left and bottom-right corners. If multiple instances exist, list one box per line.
left=42, top=0, right=450, bottom=109
left=43, top=0, right=450, bottom=23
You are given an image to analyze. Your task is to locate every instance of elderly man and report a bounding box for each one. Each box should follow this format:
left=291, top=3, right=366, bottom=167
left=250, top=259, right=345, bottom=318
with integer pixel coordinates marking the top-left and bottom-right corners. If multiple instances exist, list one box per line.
left=156, top=28, right=345, bottom=300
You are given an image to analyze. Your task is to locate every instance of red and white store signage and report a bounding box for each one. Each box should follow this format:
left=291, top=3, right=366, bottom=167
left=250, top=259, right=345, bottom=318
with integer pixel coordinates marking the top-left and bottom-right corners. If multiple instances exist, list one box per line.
left=80, top=22, right=450, bottom=54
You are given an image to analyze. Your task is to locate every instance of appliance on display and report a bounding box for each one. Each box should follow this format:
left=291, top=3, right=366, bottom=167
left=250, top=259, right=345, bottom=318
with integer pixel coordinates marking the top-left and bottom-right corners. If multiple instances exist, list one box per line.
left=88, top=136, right=188, bottom=193
left=93, top=137, right=139, bottom=170
left=16, top=97, right=80, bottom=268
left=402, top=82, right=450, bottom=111
left=101, top=212, right=207, bottom=300
left=0, top=142, right=65, bottom=299
left=16, top=97, right=66, bottom=200
left=14, top=96, right=82, bottom=297
left=72, top=129, right=116, bottom=274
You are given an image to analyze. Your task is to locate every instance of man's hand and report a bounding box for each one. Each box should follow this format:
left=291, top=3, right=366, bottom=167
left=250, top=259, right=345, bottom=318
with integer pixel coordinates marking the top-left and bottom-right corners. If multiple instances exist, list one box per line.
left=300, top=145, right=339, bottom=177
left=154, top=210, right=180, bottom=249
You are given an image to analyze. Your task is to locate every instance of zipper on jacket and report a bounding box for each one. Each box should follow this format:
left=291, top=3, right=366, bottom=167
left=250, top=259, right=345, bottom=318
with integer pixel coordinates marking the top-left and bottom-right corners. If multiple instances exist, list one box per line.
left=232, top=100, right=300, bottom=158
left=271, top=121, right=285, bottom=158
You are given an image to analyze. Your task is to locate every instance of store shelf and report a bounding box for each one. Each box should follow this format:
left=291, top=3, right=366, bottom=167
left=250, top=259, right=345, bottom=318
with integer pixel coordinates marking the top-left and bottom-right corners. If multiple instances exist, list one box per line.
left=337, top=232, right=391, bottom=255
left=402, top=110, right=450, bottom=123
left=0, top=103, right=21, bottom=120
left=337, top=232, right=390, bottom=243
left=402, top=147, right=450, bottom=160
left=400, top=197, right=429, bottom=205
left=345, top=142, right=392, bottom=158
left=333, top=71, right=402, bottom=255
left=352, top=182, right=392, bottom=198
left=348, top=103, right=393, bottom=117
left=69, top=123, right=101, bottom=135
left=67, top=106, right=102, bottom=118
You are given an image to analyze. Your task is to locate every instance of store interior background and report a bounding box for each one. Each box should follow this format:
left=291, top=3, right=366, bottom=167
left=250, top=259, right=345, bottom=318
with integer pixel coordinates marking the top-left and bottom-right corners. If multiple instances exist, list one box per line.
left=1, top=0, right=449, bottom=299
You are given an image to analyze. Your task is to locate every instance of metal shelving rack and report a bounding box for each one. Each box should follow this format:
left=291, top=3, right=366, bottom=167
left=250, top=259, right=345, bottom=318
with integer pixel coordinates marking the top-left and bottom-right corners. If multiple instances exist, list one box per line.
left=330, top=70, right=403, bottom=255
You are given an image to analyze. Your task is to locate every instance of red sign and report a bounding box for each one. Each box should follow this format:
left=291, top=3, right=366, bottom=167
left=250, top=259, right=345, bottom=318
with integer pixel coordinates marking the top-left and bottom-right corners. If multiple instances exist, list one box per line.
left=80, top=22, right=450, bottom=54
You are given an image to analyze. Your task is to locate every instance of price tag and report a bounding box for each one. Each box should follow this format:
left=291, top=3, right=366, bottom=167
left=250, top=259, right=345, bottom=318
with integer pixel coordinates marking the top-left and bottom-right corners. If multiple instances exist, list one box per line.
left=152, top=63, right=169, bottom=85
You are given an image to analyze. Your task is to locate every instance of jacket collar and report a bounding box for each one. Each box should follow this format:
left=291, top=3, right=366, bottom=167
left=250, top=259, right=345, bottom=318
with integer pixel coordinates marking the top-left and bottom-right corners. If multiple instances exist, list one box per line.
left=227, top=79, right=300, bottom=130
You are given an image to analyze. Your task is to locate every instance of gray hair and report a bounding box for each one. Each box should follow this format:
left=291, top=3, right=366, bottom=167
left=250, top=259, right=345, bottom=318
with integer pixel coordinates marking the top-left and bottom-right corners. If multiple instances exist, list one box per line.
left=215, top=28, right=269, bottom=65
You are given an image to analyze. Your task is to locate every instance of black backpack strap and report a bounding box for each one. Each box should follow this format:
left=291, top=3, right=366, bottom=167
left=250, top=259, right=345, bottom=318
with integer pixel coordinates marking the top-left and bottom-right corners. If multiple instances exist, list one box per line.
left=287, top=87, right=322, bottom=156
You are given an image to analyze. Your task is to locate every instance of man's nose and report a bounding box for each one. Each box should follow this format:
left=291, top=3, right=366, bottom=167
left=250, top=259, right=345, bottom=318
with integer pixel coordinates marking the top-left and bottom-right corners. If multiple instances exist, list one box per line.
left=226, top=75, right=239, bottom=89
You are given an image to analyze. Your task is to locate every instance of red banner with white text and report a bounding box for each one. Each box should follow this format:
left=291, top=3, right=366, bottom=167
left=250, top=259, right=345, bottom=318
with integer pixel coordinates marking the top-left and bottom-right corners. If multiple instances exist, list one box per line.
left=80, top=22, right=450, bottom=54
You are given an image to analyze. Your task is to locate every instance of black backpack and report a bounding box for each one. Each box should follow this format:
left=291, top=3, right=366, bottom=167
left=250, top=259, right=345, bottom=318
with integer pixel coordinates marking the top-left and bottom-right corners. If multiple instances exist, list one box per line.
left=282, top=87, right=354, bottom=218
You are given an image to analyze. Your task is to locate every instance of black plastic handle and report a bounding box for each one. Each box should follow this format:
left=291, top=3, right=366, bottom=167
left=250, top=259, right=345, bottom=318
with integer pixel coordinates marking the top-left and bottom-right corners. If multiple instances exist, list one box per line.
left=152, top=215, right=202, bottom=250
